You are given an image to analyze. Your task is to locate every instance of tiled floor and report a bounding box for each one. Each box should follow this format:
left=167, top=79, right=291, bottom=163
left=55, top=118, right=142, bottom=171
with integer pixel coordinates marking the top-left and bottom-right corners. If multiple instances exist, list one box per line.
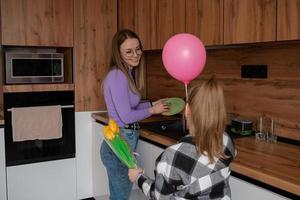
left=96, top=189, right=147, bottom=200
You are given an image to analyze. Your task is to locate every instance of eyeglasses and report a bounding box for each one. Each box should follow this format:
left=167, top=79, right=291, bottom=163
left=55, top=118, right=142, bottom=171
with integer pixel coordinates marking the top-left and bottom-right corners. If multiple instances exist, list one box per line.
left=120, top=48, right=143, bottom=57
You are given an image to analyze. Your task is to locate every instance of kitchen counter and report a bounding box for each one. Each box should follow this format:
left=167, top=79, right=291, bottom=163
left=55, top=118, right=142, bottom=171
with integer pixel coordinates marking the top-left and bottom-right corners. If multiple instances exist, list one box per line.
left=92, top=112, right=300, bottom=197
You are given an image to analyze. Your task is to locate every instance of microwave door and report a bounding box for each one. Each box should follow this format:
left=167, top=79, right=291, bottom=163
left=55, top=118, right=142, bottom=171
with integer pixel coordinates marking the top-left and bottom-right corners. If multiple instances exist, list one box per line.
left=5, top=52, right=64, bottom=84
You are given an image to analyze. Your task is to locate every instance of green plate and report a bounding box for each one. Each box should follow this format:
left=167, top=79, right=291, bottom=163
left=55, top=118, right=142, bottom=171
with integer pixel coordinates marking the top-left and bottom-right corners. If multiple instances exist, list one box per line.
left=162, top=97, right=185, bottom=116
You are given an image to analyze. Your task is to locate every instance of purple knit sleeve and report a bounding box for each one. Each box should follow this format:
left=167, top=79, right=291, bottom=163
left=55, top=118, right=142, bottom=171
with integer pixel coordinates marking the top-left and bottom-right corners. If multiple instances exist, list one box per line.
left=135, top=101, right=151, bottom=110
left=108, top=71, right=151, bottom=124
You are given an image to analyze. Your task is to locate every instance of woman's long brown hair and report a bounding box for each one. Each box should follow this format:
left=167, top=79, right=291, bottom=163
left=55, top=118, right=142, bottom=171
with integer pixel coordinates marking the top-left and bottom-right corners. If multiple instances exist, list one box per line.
left=188, top=78, right=227, bottom=163
left=107, top=29, right=145, bottom=94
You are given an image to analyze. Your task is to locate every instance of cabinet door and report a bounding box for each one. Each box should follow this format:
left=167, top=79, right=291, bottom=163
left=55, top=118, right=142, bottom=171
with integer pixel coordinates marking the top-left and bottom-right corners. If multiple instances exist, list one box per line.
left=277, top=0, right=300, bottom=41
left=1, top=0, right=73, bottom=46
left=92, top=121, right=109, bottom=197
left=7, top=159, right=76, bottom=200
left=230, top=176, right=290, bottom=200
left=224, top=0, right=276, bottom=44
left=74, top=0, right=117, bottom=111
left=136, top=140, right=163, bottom=179
left=118, top=0, right=185, bottom=50
left=186, top=0, right=223, bottom=45
left=156, top=0, right=185, bottom=49
left=0, top=128, right=7, bottom=200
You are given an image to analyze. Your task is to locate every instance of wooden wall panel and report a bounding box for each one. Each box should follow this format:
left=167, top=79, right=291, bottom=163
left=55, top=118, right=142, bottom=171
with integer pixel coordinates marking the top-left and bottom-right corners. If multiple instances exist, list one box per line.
left=145, top=44, right=300, bottom=141
left=277, top=0, right=300, bottom=41
left=186, top=0, right=223, bottom=45
left=1, top=0, right=73, bottom=46
left=74, top=0, right=117, bottom=111
left=224, top=0, right=276, bottom=44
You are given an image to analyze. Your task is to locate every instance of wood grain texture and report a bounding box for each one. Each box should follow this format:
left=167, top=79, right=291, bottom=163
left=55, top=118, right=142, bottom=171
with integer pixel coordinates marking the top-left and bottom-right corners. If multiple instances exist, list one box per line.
left=74, top=0, right=117, bottom=111
left=134, top=0, right=158, bottom=49
left=3, top=84, right=74, bottom=93
left=118, top=0, right=158, bottom=49
left=157, top=0, right=185, bottom=48
left=277, top=0, right=300, bottom=41
left=118, top=0, right=185, bottom=50
left=1, top=0, right=73, bottom=46
left=224, top=0, right=276, bottom=44
left=186, top=0, right=223, bottom=45
left=145, top=43, right=300, bottom=141
left=118, top=0, right=135, bottom=31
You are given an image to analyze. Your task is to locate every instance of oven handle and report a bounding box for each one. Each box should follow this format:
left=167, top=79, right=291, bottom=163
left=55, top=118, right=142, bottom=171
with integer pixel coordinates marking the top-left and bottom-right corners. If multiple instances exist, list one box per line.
left=7, top=104, right=74, bottom=112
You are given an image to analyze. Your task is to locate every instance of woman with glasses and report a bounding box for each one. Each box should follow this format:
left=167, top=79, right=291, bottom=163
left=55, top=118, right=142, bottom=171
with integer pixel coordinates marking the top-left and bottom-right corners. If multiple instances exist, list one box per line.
left=100, top=29, right=168, bottom=200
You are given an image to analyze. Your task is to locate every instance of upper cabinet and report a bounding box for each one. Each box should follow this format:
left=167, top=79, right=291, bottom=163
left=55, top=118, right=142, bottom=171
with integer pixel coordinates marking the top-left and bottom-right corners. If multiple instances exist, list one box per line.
left=277, top=0, right=300, bottom=41
left=186, top=0, right=223, bottom=45
left=1, top=0, right=74, bottom=47
left=224, top=0, right=276, bottom=44
left=118, top=0, right=185, bottom=50
left=74, top=0, right=117, bottom=111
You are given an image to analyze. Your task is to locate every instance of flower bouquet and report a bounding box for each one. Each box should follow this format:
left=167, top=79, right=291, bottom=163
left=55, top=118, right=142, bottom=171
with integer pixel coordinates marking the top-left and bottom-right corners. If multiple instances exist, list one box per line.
left=103, top=119, right=137, bottom=169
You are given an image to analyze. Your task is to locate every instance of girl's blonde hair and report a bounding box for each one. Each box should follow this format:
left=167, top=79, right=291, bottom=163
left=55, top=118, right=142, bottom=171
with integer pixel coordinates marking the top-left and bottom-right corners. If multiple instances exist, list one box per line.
left=188, top=78, right=227, bottom=163
left=108, top=29, right=145, bottom=94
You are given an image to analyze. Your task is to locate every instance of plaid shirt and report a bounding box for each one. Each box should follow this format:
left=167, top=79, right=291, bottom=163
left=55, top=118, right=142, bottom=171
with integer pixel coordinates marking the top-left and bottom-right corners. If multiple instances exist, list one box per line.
left=137, top=133, right=236, bottom=200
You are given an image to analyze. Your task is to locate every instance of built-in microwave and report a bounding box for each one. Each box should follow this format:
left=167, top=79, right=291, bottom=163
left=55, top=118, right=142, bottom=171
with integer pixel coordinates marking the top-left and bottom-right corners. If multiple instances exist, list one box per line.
left=5, top=49, right=64, bottom=84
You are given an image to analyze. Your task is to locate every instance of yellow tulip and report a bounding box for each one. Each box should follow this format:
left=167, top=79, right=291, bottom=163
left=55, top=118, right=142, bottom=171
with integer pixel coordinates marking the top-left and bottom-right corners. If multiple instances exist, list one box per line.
left=109, top=119, right=119, bottom=133
left=103, top=126, right=115, bottom=140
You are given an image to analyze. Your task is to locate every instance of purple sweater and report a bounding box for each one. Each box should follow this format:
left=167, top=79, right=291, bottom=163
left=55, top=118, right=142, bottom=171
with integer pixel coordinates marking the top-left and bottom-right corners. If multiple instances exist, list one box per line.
left=103, top=68, right=152, bottom=127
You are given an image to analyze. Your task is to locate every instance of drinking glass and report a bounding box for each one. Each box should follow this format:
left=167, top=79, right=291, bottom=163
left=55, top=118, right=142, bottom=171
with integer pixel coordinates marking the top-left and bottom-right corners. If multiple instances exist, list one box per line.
left=255, top=115, right=266, bottom=140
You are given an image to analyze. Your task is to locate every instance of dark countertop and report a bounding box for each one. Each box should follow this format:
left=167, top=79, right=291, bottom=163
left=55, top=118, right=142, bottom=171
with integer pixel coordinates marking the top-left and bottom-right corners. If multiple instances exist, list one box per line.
left=92, top=112, right=300, bottom=197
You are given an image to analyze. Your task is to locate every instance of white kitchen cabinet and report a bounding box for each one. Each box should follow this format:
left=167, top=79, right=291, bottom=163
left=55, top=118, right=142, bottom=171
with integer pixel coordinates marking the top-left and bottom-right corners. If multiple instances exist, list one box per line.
left=91, top=120, right=109, bottom=198
left=230, top=173, right=290, bottom=200
left=75, top=112, right=94, bottom=199
left=0, top=128, right=7, bottom=200
left=6, top=158, right=76, bottom=200
left=136, top=139, right=164, bottom=179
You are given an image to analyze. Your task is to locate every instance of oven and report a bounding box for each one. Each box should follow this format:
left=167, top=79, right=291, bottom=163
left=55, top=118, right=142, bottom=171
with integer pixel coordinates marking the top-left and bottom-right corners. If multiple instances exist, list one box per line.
left=4, top=91, right=75, bottom=166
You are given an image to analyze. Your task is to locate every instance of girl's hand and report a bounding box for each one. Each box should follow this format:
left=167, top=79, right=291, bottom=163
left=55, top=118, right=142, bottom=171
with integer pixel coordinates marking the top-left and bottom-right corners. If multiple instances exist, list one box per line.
left=128, top=168, right=144, bottom=182
left=149, top=99, right=169, bottom=114
left=152, top=98, right=168, bottom=106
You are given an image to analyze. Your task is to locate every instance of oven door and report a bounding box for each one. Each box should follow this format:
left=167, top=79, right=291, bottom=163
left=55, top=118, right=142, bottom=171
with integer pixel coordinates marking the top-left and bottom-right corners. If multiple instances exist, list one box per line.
left=4, top=91, right=75, bottom=166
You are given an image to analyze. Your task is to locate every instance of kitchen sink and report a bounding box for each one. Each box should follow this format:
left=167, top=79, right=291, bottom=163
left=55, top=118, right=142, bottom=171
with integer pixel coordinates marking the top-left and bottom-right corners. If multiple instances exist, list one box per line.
left=140, top=119, right=188, bottom=140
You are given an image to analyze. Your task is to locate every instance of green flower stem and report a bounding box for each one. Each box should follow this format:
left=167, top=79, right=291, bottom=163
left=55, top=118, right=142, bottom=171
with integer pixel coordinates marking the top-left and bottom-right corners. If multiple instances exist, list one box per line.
left=109, top=134, right=137, bottom=168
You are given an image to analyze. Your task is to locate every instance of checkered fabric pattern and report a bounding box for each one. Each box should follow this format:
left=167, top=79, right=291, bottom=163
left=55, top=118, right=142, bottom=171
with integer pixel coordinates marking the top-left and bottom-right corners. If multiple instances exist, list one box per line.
left=137, top=133, right=236, bottom=200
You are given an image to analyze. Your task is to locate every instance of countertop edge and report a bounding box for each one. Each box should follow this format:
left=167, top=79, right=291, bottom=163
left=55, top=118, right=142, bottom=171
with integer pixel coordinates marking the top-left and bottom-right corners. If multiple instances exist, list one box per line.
left=230, top=161, right=300, bottom=196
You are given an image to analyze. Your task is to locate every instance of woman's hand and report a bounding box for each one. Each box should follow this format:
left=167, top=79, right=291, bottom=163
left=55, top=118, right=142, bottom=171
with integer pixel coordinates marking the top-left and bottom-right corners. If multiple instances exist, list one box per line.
left=128, top=168, right=144, bottom=182
left=152, top=98, right=168, bottom=106
left=149, top=98, right=169, bottom=114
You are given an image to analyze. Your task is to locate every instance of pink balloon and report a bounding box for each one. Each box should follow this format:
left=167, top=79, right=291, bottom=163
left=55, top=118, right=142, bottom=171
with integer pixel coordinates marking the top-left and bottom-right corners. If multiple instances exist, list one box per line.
left=162, top=33, right=206, bottom=84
